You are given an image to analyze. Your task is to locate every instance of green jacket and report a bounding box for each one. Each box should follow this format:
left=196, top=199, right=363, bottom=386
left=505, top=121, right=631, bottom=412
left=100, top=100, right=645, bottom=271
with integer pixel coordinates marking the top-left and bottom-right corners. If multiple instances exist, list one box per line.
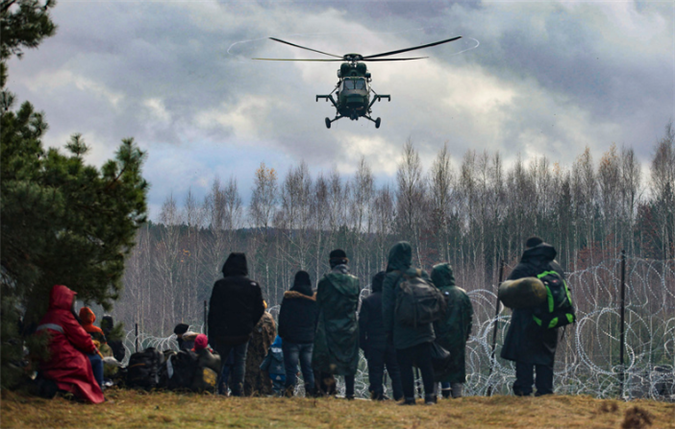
left=312, top=265, right=360, bottom=375
left=382, top=242, right=435, bottom=350
left=431, top=263, right=474, bottom=383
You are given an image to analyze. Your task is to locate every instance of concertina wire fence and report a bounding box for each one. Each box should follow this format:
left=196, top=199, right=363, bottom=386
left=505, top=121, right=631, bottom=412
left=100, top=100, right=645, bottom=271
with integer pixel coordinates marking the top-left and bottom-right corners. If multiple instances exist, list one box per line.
left=121, top=256, right=675, bottom=401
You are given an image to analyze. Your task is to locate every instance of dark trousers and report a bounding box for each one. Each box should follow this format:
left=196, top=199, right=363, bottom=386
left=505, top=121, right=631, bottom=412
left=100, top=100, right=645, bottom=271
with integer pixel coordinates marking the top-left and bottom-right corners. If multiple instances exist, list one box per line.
left=367, top=343, right=403, bottom=400
left=87, top=354, right=103, bottom=388
left=282, top=341, right=315, bottom=395
left=213, top=341, right=249, bottom=396
left=513, top=361, right=554, bottom=396
left=396, top=342, right=435, bottom=400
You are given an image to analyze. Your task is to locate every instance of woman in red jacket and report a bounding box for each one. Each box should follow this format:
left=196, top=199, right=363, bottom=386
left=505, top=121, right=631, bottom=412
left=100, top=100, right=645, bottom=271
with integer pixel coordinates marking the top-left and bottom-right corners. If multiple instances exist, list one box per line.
left=36, top=284, right=105, bottom=404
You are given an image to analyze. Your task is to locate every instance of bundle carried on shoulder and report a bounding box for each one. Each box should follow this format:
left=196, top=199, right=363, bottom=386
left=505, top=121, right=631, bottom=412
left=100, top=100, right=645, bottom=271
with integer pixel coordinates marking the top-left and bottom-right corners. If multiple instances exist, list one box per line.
left=395, top=269, right=446, bottom=327
left=498, top=277, right=547, bottom=309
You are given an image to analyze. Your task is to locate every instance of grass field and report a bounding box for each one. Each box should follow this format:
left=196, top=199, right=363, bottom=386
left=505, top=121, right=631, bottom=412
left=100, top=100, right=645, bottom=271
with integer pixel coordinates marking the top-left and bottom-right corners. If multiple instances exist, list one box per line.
left=2, top=388, right=674, bottom=429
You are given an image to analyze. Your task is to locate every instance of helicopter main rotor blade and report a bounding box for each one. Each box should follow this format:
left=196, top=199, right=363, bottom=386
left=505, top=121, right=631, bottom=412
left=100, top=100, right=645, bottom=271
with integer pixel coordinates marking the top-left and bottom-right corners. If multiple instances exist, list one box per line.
left=269, top=37, right=344, bottom=59
left=252, top=58, right=344, bottom=62
left=363, top=56, right=428, bottom=62
left=362, top=36, right=462, bottom=59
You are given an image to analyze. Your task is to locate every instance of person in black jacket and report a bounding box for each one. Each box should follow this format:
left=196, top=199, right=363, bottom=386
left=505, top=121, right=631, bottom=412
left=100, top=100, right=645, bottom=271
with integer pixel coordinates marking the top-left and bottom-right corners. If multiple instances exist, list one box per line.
left=359, top=271, right=403, bottom=401
left=500, top=236, right=564, bottom=396
left=278, top=270, right=318, bottom=397
left=208, top=252, right=265, bottom=396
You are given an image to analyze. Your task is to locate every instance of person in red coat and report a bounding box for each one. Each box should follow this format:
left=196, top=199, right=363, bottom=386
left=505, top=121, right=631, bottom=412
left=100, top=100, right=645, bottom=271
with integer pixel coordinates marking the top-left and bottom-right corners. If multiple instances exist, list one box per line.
left=36, top=285, right=105, bottom=404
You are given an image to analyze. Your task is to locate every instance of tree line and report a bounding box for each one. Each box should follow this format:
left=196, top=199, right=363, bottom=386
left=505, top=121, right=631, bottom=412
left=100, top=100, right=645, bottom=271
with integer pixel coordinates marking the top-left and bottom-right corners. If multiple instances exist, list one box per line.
left=114, top=128, right=675, bottom=336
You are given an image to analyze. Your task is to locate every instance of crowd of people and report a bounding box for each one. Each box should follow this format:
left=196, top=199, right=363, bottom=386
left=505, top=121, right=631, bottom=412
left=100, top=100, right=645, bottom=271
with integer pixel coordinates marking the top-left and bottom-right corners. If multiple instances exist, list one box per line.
left=33, top=237, right=568, bottom=405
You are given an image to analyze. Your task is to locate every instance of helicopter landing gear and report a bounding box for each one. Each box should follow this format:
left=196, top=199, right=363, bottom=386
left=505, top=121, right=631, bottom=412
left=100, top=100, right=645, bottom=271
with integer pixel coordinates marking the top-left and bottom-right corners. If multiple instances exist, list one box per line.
left=375, top=118, right=381, bottom=129
left=325, top=117, right=332, bottom=129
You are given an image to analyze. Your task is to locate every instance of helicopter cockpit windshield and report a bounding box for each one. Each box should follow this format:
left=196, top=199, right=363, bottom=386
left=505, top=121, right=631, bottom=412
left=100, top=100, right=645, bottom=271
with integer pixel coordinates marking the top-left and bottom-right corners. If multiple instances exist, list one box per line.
left=343, top=78, right=367, bottom=91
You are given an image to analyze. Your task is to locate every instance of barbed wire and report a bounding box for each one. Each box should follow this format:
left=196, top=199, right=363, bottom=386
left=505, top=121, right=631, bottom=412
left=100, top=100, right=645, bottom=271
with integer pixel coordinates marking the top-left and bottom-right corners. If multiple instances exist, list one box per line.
left=120, top=256, right=675, bottom=400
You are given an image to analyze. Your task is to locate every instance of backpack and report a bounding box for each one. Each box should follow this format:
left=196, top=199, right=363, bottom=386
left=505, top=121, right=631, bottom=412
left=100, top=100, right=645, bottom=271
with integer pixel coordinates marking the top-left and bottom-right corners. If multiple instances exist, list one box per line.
left=395, top=270, right=447, bottom=327
left=532, top=269, right=576, bottom=329
left=192, top=365, right=219, bottom=393
left=126, top=347, right=165, bottom=390
left=167, top=350, right=199, bottom=391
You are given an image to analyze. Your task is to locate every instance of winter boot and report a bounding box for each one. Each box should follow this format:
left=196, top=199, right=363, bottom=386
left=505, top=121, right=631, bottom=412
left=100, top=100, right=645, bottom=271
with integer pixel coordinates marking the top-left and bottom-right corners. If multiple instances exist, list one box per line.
left=424, top=394, right=437, bottom=405
left=398, top=397, right=416, bottom=405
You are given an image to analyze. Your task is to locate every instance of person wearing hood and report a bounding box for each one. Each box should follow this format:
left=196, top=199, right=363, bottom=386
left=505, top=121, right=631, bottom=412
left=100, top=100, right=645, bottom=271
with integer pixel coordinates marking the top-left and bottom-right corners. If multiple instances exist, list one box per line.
left=500, top=236, right=564, bottom=396
left=382, top=241, right=437, bottom=405
left=312, top=249, right=360, bottom=399
left=278, top=270, right=318, bottom=396
left=191, top=333, right=221, bottom=393
left=359, top=271, right=403, bottom=401
left=35, top=285, right=105, bottom=404
left=431, top=263, right=473, bottom=399
left=260, top=335, right=286, bottom=395
left=208, top=252, right=265, bottom=396
left=77, top=307, right=106, bottom=389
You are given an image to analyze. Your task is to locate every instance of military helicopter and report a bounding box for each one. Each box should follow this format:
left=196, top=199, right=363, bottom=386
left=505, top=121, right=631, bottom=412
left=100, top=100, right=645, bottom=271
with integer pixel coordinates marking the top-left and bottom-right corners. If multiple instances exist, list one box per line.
left=254, top=36, right=462, bottom=128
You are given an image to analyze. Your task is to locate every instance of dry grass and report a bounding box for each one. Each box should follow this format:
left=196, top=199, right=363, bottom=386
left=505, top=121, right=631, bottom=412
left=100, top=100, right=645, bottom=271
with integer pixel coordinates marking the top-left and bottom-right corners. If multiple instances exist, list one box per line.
left=1, top=389, right=674, bottom=429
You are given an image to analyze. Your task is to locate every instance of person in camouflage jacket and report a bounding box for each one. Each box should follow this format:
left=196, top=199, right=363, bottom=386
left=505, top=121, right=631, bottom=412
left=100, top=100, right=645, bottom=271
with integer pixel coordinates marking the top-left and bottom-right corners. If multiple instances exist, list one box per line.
left=244, top=306, right=276, bottom=396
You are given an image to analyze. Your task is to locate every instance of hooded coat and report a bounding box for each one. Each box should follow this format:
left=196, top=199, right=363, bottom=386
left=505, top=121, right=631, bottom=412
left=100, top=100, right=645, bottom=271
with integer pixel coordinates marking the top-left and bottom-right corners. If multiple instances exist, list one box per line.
left=312, top=264, right=360, bottom=375
left=79, top=307, right=106, bottom=344
left=358, top=271, right=387, bottom=357
left=37, top=285, right=105, bottom=404
left=278, top=272, right=318, bottom=344
left=500, top=243, right=562, bottom=366
left=431, top=263, right=474, bottom=383
left=208, top=253, right=265, bottom=346
left=382, top=242, right=435, bottom=350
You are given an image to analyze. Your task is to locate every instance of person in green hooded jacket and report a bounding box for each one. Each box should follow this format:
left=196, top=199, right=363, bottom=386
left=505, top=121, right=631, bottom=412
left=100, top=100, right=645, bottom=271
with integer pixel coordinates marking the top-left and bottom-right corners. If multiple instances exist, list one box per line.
left=382, top=241, right=437, bottom=405
left=431, top=262, right=473, bottom=398
left=312, top=249, right=360, bottom=399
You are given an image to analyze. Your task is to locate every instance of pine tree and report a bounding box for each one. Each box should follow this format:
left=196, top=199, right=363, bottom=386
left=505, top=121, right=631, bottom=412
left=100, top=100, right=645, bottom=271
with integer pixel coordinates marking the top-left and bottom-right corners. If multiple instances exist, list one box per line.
left=1, top=0, right=149, bottom=388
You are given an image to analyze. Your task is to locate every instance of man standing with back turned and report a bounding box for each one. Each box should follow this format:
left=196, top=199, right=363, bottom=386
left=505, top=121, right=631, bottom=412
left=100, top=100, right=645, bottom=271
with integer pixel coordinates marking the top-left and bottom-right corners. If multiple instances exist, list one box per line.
left=500, top=236, right=564, bottom=396
left=312, top=249, right=360, bottom=399
left=209, top=252, right=265, bottom=396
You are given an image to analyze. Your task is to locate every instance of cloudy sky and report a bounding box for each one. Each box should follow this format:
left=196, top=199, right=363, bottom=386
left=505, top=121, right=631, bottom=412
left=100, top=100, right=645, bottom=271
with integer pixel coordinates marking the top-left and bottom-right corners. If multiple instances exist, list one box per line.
left=7, top=0, right=674, bottom=218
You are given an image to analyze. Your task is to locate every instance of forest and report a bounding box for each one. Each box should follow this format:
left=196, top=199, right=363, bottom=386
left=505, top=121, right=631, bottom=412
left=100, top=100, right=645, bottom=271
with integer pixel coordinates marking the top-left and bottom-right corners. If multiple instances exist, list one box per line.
left=112, top=127, right=675, bottom=338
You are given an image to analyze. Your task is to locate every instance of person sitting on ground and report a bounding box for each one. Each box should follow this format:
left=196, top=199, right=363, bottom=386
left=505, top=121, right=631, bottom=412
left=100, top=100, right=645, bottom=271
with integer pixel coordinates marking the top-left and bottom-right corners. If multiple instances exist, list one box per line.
left=260, top=335, right=286, bottom=396
left=77, top=306, right=106, bottom=389
left=35, top=285, right=105, bottom=404
left=174, top=323, right=199, bottom=352
left=278, top=270, right=318, bottom=397
left=191, top=333, right=221, bottom=393
left=100, top=315, right=125, bottom=363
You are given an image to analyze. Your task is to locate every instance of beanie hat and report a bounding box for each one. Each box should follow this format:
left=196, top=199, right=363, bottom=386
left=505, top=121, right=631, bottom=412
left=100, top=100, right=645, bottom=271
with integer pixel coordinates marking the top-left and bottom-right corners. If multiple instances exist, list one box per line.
left=174, top=323, right=189, bottom=336
left=194, top=333, right=208, bottom=351
left=329, top=249, right=348, bottom=267
left=329, top=249, right=347, bottom=259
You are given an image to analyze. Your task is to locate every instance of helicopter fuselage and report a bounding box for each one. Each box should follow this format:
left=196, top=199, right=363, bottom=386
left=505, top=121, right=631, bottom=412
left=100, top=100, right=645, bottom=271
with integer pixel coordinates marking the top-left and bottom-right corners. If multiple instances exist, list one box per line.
left=336, top=76, right=369, bottom=119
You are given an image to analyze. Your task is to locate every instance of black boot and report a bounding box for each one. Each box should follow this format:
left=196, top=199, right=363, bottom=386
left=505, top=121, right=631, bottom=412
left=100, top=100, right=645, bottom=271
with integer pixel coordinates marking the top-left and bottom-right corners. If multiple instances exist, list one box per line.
left=398, top=397, right=416, bottom=405
left=424, top=394, right=437, bottom=405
